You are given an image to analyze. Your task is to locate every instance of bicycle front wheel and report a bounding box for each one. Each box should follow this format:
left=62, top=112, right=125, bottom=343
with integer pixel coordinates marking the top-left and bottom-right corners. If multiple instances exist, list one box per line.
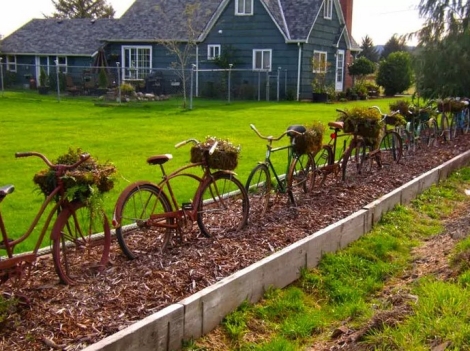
left=245, top=163, right=271, bottom=221
left=397, top=126, right=414, bottom=157
left=313, top=145, right=335, bottom=186
left=114, top=183, right=173, bottom=260
left=341, top=139, right=367, bottom=181
left=378, top=131, right=403, bottom=167
left=52, top=201, right=111, bottom=285
left=287, top=152, right=315, bottom=206
left=197, top=172, right=249, bottom=237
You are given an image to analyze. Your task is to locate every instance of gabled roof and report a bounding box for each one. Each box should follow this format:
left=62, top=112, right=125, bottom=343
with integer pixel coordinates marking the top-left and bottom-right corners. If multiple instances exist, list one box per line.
left=0, top=0, right=355, bottom=55
left=0, top=18, right=120, bottom=56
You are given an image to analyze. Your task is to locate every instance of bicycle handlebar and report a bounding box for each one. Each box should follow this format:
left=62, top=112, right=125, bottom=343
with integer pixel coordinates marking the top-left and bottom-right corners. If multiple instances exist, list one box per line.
left=174, top=139, right=218, bottom=155
left=15, top=151, right=90, bottom=170
left=369, top=106, right=400, bottom=117
left=250, top=124, right=291, bottom=142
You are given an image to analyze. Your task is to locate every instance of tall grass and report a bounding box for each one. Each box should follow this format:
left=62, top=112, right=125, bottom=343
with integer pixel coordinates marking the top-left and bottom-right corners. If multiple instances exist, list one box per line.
left=0, top=91, right=403, bottom=252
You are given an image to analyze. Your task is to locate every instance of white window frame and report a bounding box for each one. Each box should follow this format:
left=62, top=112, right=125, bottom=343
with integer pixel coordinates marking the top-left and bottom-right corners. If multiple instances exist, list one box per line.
left=324, top=0, right=333, bottom=19
left=253, top=49, right=272, bottom=71
left=207, top=45, right=221, bottom=60
left=122, top=45, right=152, bottom=80
left=55, top=56, right=67, bottom=73
left=6, top=55, right=16, bottom=72
left=235, top=0, right=253, bottom=15
left=313, top=51, right=327, bottom=73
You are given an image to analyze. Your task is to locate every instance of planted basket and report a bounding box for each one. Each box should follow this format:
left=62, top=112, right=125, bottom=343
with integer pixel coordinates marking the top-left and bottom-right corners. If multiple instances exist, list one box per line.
left=339, top=106, right=382, bottom=139
left=190, top=136, right=240, bottom=170
left=437, top=98, right=465, bottom=113
left=33, top=148, right=116, bottom=200
left=384, top=114, right=406, bottom=126
left=291, top=122, right=325, bottom=155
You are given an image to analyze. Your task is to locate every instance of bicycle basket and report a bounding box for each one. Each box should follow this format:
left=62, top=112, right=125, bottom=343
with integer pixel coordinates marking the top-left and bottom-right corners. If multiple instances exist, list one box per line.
left=190, top=137, right=240, bottom=170
left=33, top=148, right=116, bottom=199
left=290, top=122, right=324, bottom=155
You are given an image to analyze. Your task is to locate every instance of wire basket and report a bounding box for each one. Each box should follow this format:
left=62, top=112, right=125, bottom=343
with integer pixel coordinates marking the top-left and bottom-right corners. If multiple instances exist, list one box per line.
left=190, top=137, right=240, bottom=170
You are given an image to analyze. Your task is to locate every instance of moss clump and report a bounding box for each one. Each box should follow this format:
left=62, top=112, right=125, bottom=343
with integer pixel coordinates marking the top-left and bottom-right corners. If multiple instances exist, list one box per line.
left=190, top=136, right=240, bottom=170
left=291, top=121, right=325, bottom=155
left=33, top=148, right=116, bottom=202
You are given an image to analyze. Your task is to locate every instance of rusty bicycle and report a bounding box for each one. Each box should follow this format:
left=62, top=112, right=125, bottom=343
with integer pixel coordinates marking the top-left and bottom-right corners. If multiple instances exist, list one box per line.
left=0, top=152, right=111, bottom=286
left=112, top=138, right=249, bottom=260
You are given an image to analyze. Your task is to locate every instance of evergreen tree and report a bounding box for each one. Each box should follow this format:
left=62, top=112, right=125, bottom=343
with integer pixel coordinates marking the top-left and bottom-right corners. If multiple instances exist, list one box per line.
left=376, top=51, right=413, bottom=96
left=49, top=0, right=115, bottom=19
left=358, top=35, right=380, bottom=63
left=381, top=35, right=408, bottom=59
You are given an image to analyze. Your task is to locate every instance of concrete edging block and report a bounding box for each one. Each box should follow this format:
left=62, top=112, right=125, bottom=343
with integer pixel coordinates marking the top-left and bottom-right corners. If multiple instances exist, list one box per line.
left=363, top=187, right=402, bottom=228
left=438, top=150, right=470, bottom=181
left=83, top=304, right=183, bottom=351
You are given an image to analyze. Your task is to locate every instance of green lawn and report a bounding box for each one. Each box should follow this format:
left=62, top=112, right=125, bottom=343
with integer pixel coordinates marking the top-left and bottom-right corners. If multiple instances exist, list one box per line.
left=0, top=90, right=404, bottom=252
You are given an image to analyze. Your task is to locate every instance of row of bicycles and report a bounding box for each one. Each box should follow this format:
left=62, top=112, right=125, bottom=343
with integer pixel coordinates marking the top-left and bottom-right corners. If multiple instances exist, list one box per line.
left=1, top=98, right=468, bottom=288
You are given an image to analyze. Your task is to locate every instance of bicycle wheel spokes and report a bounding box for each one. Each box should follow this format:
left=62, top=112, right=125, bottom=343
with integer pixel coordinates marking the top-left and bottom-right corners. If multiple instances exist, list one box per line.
left=379, top=131, right=402, bottom=167
left=52, top=202, right=111, bottom=285
left=313, top=146, right=335, bottom=186
left=287, top=153, right=314, bottom=206
left=115, top=184, right=172, bottom=260
left=197, top=173, right=249, bottom=237
left=245, top=164, right=271, bottom=221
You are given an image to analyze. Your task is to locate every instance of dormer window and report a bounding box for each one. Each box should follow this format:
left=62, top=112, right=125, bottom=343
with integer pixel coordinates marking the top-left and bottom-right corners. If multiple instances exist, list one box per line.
left=236, top=0, right=253, bottom=16
left=324, top=0, right=333, bottom=19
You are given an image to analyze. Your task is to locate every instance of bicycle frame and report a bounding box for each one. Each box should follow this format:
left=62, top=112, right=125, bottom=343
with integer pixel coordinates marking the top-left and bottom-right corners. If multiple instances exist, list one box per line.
left=261, top=142, right=294, bottom=193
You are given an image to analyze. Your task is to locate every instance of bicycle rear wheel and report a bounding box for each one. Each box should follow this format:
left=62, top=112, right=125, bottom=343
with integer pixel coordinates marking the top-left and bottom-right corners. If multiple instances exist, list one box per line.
left=287, top=152, right=315, bottom=206
left=341, top=139, right=367, bottom=181
left=114, top=183, right=173, bottom=260
left=245, top=163, right=271, bottom=221
left=439, top=112, right=450, bottom=141
left=313, top=145, right=335, bottom=186
left=378, top=131, right=403, bottom=167
left=197, top=172, right=249, bottom=237
left=52, top=201, right=111, bottom=285
left=397, top=126, right=414, bottom=157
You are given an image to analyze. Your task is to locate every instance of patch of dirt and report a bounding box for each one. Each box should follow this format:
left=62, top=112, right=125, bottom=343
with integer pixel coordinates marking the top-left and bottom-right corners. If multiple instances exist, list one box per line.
left=306, top=203, right=470, bottom=351
left=2, top=135, right=470, bottom=351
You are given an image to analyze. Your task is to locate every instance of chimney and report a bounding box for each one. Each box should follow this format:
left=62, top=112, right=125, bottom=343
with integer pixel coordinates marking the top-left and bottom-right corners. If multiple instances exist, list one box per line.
left=340, top=0, right=353, bottom=36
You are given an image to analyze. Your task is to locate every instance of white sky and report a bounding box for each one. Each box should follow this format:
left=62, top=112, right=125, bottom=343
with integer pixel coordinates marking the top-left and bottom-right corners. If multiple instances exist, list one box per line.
left=0, top=0, right=425, bottom=46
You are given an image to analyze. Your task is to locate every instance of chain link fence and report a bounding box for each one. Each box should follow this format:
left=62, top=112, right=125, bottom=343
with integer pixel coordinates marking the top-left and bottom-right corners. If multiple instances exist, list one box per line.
left=0, top=62, right=294, bottom=106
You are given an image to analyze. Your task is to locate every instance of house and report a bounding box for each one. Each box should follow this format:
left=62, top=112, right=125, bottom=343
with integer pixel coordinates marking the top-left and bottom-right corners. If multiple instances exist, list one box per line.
left=0, top=0, right=360, bottom=100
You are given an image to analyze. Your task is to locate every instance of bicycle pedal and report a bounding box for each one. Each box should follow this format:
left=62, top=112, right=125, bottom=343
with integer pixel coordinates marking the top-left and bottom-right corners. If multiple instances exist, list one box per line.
left=182, top=202, right=193, bottom=210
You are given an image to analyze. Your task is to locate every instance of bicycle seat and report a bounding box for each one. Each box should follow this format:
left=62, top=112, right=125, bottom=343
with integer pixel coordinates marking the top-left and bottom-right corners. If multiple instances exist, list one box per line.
left=147, top=154, right=173, bottom=165
left=328, top=121, right=344, bottom=130
left=0, top=185, right=14, bottom=199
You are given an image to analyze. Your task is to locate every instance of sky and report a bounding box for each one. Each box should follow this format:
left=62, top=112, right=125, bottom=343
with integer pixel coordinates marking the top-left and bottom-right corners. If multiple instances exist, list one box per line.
left=0, top=0, right=425, bottom=46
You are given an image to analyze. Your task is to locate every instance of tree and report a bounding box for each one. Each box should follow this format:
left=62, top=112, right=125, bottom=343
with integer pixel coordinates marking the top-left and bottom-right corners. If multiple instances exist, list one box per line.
left=348, top=57, right=376, bottom=84
left=358, top=35, right=380, bottom=63
left=381, top=35, right=408, bottom=59
left=155, top=1, right=202, bottom=108
left=48, top=0, right=115, bottom=19
left=412, top=0, right=470, bottom=98
left=376, top=51, right=413, bottom=96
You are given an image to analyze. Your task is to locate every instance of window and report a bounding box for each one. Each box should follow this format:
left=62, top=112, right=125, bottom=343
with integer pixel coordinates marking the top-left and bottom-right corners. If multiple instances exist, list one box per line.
left=253, top=49, right=272, bottom=71
left=122, top=46, right=152, bottom=80
left=6, top=55, right=16, bottom=72
left=55, top=56, right=67, bottom=73
left=208, top=45, right=221, bottom=60
left=324, top=0, right=333, bottom=19
left=235, top=0, right=253, bottom=15
left=312, top=51, right=327, bottom=73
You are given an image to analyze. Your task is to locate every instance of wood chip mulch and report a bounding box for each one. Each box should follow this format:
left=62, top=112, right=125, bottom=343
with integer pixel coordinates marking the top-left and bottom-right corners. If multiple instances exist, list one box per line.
left=1, top=135, right=470, bottom=351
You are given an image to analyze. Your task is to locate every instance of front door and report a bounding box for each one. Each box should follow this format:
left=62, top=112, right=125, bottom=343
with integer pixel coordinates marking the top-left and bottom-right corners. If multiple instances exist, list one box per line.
left=335, top=50, right=345, bottom=92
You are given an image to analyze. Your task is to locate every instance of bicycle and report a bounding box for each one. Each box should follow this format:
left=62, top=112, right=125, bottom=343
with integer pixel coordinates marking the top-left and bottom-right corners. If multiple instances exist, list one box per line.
left=370, top=106, right=405, bottom=165
left=406, top=106, right=438, bottom=148
left=112, top=138, right=249, bottom=260
left=313, top=108, right=388, bottom=185
left=447, top=98, right=470, bottom=139
left=0, top=152, right=111, bottom=286
left=245, top=124, right=316, bottom=219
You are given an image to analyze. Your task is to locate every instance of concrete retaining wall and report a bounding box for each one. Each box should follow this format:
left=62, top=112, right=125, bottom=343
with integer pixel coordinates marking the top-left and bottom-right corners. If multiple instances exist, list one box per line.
left=84, top=150, right=470, bottom=351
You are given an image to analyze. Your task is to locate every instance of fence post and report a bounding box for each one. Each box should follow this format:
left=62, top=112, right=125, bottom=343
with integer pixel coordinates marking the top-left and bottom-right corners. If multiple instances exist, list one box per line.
left=190, top=64, right=195, bottom=110
left=277, top=67, right=281, bottom=102
left=265, top=70, right=269, bottom=101
left=228, top=64, right=233, bottom=103
left=116, top=62, right=121, bottom=104
left=0, top=58, right=4, bottom=97
left=54, top=60, right=60, bottom=102
left=257, top=71, right=261, bottom=101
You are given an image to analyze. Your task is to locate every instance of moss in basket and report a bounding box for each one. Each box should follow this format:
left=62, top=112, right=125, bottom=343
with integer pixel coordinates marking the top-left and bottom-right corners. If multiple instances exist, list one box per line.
left=190, top=136, right=240, bottom=170
left=33, top=148, right=117, bottom=206
left=338, top=106, right=382, bottom=138
left=293, top=121, right=325, bottom=155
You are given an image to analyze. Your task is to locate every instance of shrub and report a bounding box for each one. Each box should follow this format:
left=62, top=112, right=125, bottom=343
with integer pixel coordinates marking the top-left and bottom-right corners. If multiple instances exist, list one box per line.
left=376, top=51, right=413, bottom=96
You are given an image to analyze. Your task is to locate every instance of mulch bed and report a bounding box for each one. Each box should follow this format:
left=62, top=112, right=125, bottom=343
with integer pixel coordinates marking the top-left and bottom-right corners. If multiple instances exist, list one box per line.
left=1, top=134, right=470, bottom=351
